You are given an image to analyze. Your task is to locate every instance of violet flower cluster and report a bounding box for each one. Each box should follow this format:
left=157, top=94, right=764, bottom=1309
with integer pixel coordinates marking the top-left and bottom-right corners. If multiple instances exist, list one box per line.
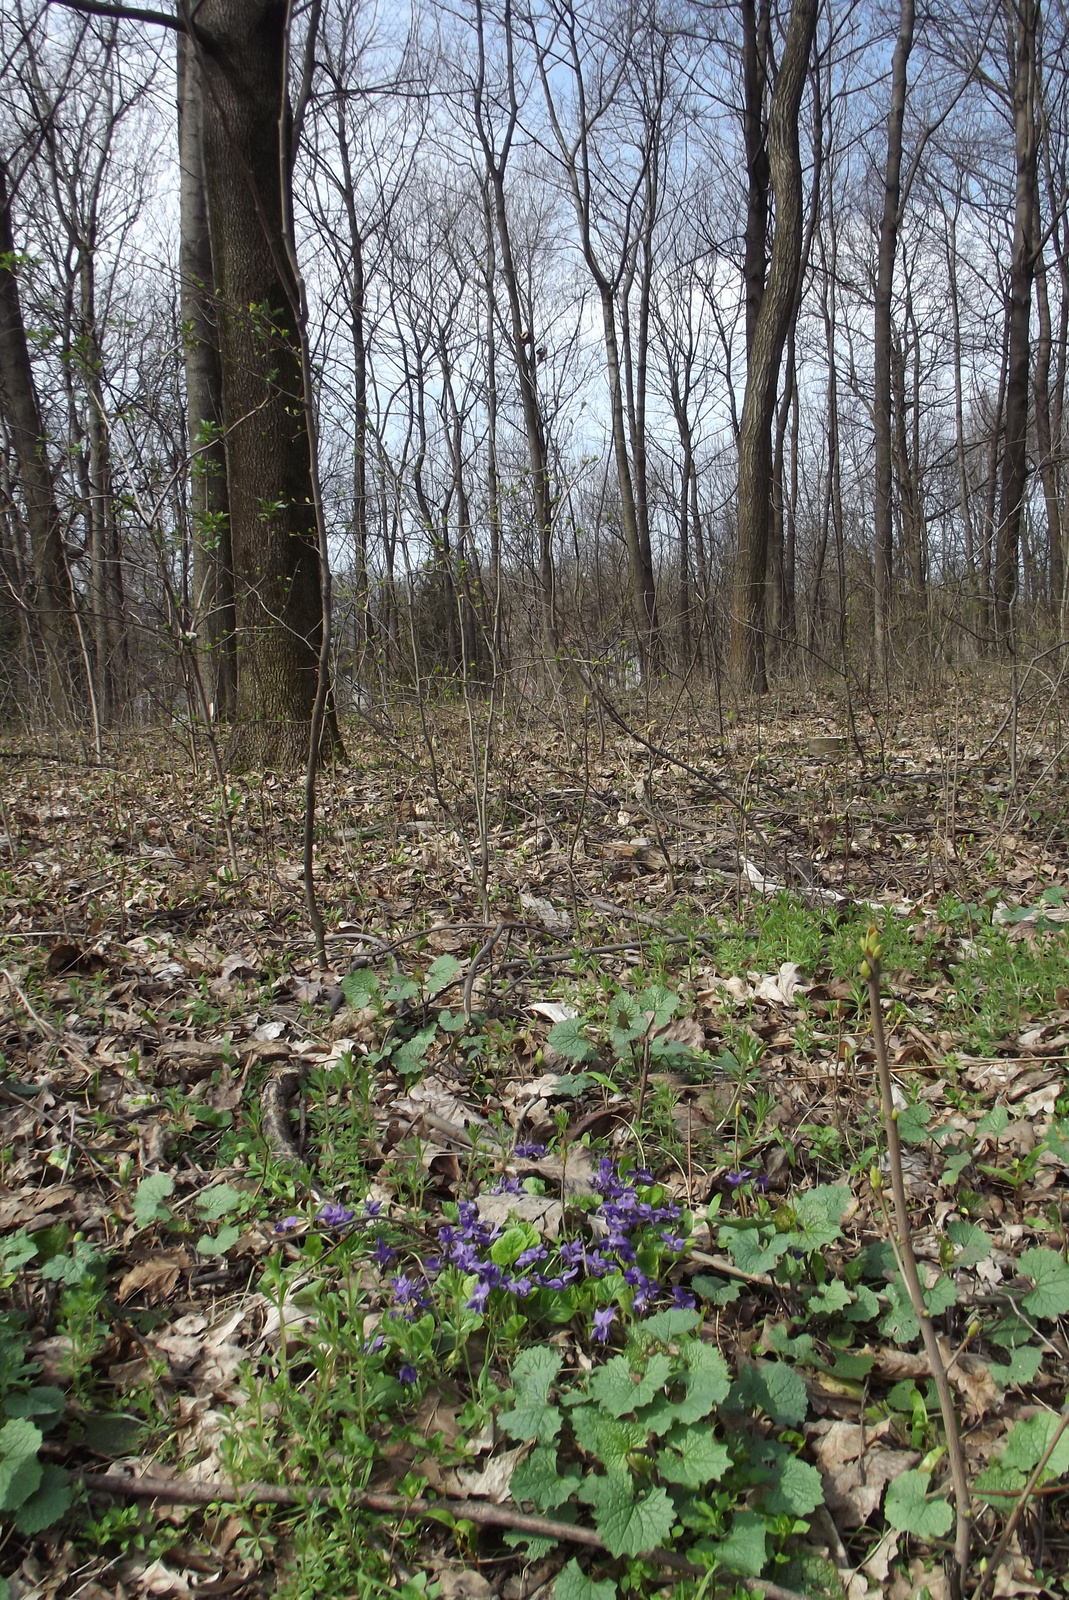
left=418, top=1157, right=695, bottom=1334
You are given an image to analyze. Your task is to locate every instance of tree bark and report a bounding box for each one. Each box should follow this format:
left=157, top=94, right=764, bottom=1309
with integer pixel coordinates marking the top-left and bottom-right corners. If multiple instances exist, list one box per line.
left=994, top=0, right=1039, bottom=649
left=191, top=0, right=338, bottom=769
left=0, top=159, right=77, bottom=717
left=730, top=0, right=817, bottom=691
left=178, top=31, right=235, bottom=721
left=873, top=0, right=914, bottom=683
left=741, top=0, right=771, bottom=354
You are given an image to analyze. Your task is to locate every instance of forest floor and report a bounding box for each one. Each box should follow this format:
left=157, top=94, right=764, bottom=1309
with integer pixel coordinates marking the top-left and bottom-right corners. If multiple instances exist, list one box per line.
left=3, top=677, right=1069, bottom=1600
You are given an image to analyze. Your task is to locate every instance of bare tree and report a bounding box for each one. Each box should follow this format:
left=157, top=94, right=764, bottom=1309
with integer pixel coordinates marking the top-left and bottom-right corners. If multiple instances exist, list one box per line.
left=730, top=0, right=817, bottom=691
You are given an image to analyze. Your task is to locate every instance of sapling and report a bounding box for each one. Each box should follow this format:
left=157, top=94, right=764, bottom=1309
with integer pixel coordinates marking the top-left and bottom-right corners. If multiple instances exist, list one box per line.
left=862, top=924, right=970, bottom=1596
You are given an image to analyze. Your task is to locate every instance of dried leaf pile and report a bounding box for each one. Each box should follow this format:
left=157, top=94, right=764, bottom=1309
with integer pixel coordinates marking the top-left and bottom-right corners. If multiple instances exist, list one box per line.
left=2, top=685, right=1069, bottom=1600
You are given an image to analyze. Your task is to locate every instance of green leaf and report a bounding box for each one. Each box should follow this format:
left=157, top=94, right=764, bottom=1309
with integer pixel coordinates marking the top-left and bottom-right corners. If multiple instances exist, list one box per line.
left=656, top=1423, right=732, bottom=1488
left=0, top=1233, right=37, bottom=1274
left=502, top=1529, right=558, bottom=1561
left=0, top=1418, right=42, bottom=1512
left=578, top=1473, right=675, bottom=1557
left=500, top=1348, right=563, bottom=1444
left=975, top=1105, right=1009, bottom=1140
left=40, top=1238, right=102, bottom=1286
left=82, top=1413, right=145, bottom=1457
left=636, top=984, right=679, bottom=1029
left=1020, top=1248, right=1069, bottom=1319
left=806, top=1278, right=851, bottom=1317
left=843, top=1284, right=881, bottom=1322
left=12, top=1464, right=70, bottom=1534
left=589, top=1353, right=673, bottom=1417
left=691, top=1273, right=740, bottom=1307
left=753, top=1445, right=824, bottom=1516
left=195, top=1184, right=243, bottom=1219
left=510, top=1445, right=579, bottom=1511
left=393, top=1025, right=438, bottom=1079
left=987, top=1345, right=1043, bottom=1389
left=426, top=955, right=461, bottom=998
left=711, top=1509, right=768, bottom=1577
left=547, top=1018, right=594, bottom=1063
left=640, top=1341, right=730, bottom=1433
left=196, top=1224, right=240, bottom=1256
left=133, top=1173, right=175, bottom=1228
left=1045, top=1119, right=1069, bottom=1166
left=571, top=1405, right=649, bottom=1469
left=940, top=1146, right=972, bottom=1186
left=718, top=1222, right=791, bottom=1275
left=1002, top=1411, right=1069, bottom=1478
left=896, top=1103, right=932, bottom=1145
left=785, top=1185, right=851, bottom=1249
left=3, top=1388, right=64, bottom=1425
left=607, top=992, right=645, bottom=1056
left=973, top=1459, right=1028, bottom=1502
left=884, top=1470, right=954, bottom=1538
left=491, top=1225, right=540, bottom=1268
left=729, top=1361, right=807, bottom=1425
left=341, top=968, right=380, bottom=1007
left=632, top=1307, right=700, bottom=1345
left=554, top=1558, right=617, bottom=1600
left=946, top=1220, right=991, bottom=1268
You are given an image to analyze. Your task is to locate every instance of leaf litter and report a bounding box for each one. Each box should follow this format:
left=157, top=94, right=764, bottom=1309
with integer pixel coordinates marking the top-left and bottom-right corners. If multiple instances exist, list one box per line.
left=2, top=692, right=1069, bottom=1597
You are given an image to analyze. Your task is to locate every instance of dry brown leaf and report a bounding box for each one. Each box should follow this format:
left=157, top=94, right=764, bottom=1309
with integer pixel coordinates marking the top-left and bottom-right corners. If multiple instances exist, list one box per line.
left=949, top=1351, right=1000, bottom=1418
left=445, top=1441, right=529, bottom=1502
left=821, top=1448, right=919, bottom=1527
left=477, top=1192, right=563, bottom=1236
left=810, top=1418, right=895, bottom=1473
left=117, top=1252, right=189, bottom=1304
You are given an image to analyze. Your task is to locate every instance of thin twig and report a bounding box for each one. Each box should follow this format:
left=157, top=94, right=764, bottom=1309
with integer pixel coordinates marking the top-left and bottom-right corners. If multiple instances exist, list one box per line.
left=973, top=1404, right=1069, bottom=1600
left=864, top=929, right=970, bottom=1598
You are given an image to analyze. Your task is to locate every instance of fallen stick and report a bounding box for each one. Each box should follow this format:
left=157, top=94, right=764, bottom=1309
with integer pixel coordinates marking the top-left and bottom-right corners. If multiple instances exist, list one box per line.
left=76, top=1473, right=815, bottom=1600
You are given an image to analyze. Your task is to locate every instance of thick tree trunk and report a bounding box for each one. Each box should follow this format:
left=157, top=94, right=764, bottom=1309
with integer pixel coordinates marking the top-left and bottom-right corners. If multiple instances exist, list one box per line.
left=192, top=0, right=337, bottom=769
left=730, top=0, right=817, bottom=691
left=741, top=0, right=771, bottom=354
left=994, top=0, right=1039, bottom=649
left=178, top=32, right=235, bottom=722
left=0, top=160, right=76, bottom=717
left=873, top=0, right=914, bottom=683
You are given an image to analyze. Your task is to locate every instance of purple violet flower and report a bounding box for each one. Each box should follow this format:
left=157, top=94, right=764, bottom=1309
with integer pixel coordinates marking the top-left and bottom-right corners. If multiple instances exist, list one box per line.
left=466, top=1282, right=491, bottom=1312
left=492, top=1176, right=523, bottom=1195
left=364, top=1199, right=383, bottom=1217
left=724, top=1170, right=754, bottom=1188
left=373, top=1237, right=397, bottom=1268
left=390, top=1273, right=431, bottom=1319
left=591, top=1306, right=616, bottom=1342
left=398, top=1363, right=418, bottom=1384
left=274, top=1216, right=302, bottom=1234
left=672, top=1286, right=697, bottom=1309
left=514, top=1140, right=547, bottom=1159
left=316, top=1202, right=356, bottom=1229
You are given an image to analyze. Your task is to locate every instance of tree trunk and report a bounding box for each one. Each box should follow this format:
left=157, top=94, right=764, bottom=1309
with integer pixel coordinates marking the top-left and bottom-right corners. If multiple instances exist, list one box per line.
left=474, top=0, right=561, bottom=677
left=873, top=0, right=914, bottom=683
left=741, top=0, right=771, bottom=354
left=178, top=31, right=235, bottom=721
left=0, top=159, right=76, bottom=717
left=994, top=0, right=1039, bottom=649
left=193, top=0, right=337, bottom=769
left=730, top=0, right=817, bottom=691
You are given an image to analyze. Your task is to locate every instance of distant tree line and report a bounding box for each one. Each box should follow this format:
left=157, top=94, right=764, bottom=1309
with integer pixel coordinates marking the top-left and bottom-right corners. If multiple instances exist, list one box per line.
left=0, top=0, right=1064, bottom=762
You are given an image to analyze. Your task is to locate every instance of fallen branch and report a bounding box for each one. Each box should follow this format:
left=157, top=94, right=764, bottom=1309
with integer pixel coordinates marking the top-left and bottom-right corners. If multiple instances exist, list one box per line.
left=260, top=1066, right=305, bottom=1164
left=76, top=1472, right=814, bottom=1600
